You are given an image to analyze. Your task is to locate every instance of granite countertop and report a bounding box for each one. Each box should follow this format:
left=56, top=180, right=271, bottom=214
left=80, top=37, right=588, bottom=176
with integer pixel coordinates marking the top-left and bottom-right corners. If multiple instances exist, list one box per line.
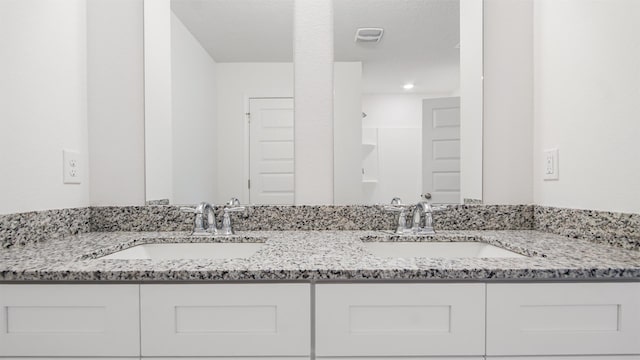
left=1, top=230, right=639, bottom=281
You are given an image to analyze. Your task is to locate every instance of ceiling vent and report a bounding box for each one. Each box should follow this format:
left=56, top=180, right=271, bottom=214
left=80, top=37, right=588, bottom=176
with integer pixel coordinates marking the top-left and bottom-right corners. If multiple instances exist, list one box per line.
left=355, top=28, right=384, bottom=43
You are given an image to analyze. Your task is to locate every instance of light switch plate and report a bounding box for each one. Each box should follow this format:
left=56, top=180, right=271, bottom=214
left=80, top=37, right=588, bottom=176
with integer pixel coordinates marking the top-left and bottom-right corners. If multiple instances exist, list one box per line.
left=543, top=148, right=559, bottom=181
left=63, top=150, right=81, bottom=184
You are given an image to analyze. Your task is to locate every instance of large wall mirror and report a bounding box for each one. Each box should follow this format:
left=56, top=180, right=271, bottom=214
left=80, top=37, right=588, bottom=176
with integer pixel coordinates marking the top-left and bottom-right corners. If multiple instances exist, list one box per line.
left=333, top=0, right=483, bottom=205
left=145, top=0, right=294, bottom=206
left=144, top=0, right=483, bottom=206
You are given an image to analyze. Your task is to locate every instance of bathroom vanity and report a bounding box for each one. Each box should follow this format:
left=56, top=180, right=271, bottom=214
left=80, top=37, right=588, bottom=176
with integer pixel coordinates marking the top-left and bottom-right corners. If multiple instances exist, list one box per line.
left=1, top=229, right=640, bottom=359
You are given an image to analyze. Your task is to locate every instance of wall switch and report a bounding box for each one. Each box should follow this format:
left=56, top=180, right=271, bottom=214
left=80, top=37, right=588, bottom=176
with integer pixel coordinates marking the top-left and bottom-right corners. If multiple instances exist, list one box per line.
left=543, top=148, right=559, bottom=181
left=63, top=150, right=81, bottom=184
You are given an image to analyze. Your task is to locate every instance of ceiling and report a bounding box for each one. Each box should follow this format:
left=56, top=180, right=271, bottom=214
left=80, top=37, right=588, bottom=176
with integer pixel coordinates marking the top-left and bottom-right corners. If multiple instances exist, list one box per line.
left=171, top=0, right=460, bottom=94
left=171, top=0, right=294, bottom=62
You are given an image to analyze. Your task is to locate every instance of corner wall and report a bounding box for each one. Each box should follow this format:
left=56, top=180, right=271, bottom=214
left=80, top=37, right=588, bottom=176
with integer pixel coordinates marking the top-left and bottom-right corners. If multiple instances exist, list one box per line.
left=170, top=12, right=218, bottom=205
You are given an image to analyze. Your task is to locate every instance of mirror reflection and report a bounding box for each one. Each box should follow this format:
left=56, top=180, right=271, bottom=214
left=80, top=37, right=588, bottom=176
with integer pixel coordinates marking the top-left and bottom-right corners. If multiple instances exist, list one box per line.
left=144, top=0, right=482, bottom=206
left=333, top=0, right=483, bottom=205
left=145, top=0, right=294, bottom=205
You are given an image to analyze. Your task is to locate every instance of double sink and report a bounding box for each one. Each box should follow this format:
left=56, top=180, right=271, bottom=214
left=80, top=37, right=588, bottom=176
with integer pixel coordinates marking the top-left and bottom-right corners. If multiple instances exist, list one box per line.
left=99, top=234, right=525, bottom=260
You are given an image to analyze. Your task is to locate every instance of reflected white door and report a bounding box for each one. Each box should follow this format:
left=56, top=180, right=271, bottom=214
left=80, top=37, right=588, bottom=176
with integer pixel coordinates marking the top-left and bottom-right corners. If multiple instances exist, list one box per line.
left=249, top=98, right=294, bottom=204
left=422, top=97, right=461, bottom=204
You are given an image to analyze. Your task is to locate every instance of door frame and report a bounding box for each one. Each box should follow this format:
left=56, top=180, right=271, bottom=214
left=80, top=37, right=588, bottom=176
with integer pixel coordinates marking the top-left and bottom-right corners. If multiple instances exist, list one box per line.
left=243, top=92, right=293, bottom=204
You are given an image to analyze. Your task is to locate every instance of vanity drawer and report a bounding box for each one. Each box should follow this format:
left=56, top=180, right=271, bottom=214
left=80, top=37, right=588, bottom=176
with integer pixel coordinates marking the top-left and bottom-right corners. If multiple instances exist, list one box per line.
left=140, top=284, right=310, bottom=357
left=0, top=284, right=140, bottom=357
left=315, top=283, right=485, bottom=357
left=487, top=283, right=640, bottom=355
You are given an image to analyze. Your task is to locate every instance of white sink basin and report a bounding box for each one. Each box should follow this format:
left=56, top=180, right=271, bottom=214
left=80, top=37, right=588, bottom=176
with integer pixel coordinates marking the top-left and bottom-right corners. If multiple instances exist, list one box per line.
left=363, top=241, right=525, bottom=259
left=99, top=243, right=264, bottom=260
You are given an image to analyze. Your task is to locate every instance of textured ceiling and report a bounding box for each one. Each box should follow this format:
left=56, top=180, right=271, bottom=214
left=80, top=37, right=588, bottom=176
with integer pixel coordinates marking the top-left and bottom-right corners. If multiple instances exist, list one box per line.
left=171, top=0, right=461, bottom=93
left=335, top=0, right=460, bottom=93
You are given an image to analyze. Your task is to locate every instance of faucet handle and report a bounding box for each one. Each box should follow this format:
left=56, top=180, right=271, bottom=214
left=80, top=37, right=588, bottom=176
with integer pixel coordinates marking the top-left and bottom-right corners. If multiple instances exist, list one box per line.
left=227, top=197, right=241, bottom=206
left=180, top=206, right=196, bottom=213
left=385, top=197, right=407, bottom=212
left=383, top=205, right=406, bottom=212
left=220, top=206, right=245, bottom=235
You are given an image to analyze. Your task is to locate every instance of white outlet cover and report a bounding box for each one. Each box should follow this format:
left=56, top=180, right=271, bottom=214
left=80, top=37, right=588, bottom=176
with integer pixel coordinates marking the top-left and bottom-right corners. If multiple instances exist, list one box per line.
left=543, top=148, right=559, bottom=181
left=63, top=149, right=81, bottom=184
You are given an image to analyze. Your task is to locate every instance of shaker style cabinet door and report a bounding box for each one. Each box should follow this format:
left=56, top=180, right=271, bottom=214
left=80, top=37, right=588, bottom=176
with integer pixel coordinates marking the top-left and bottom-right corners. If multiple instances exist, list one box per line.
left=140, top=284, right=310, bottom=357
left=0, top=285, right=140, bottom=357
left=487, top=283, right=640, bottom=356
left=315, top=283, right=485, bottom=357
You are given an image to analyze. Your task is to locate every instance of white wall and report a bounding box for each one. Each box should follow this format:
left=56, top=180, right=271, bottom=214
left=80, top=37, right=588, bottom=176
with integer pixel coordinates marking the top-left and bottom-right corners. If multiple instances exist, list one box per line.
left=0, top=0, right=89, bottom=214
left=144, top=0, right=173, bottom=203
left=361, top=94, right=429, bottom=204
left=333, top=62, right=363, bottom=205
left=171, top=12, right=218, bottom=205
left=482, top=0, right=534, bottom=205
left=363, top=94, right=434, bottom=129
left=294, top=0, right=334, bottom=204
left=459, top=0, right=483, bottom=202
left=87, top=0, right=145, bottom=207
left=533, top=0, right=640, bottom=213
left=215, top=63, right=294, bottom=204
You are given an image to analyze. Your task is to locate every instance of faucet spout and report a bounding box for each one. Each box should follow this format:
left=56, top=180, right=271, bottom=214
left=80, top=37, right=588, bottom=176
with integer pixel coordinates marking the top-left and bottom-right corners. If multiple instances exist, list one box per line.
left=181, top=202, right=217, bottom=235
left=412, top=193, right=436, bottom=234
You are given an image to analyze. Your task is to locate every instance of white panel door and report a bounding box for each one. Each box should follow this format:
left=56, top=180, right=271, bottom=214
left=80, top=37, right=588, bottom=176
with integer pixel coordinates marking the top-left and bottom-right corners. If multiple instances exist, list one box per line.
left=487, top=283, right=640, bottom=356
left=316, top=283, right=485, bottom=357
left=140, top=284, right=310, bottom=357
left=249, top=98, right=294, bottom=204
left=423, top=97, right=461, bottom=204
left=0, top=285, right=140, bottom=357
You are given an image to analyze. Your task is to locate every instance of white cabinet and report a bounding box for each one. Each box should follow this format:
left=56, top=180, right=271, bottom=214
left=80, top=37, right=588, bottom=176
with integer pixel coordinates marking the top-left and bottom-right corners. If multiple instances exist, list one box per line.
left=2, top=281, right=639, bottom=359
left=487, top=283, right=640, bottom=356
left=316, top=283, right=485, bottom=357
left=0, top=284, right=140, bottom=357
left=140, top=284, right=310, bottom=357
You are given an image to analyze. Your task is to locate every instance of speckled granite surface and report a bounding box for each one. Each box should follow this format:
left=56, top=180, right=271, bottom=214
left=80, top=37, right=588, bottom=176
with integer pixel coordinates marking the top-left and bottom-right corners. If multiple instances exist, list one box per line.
left=1, top=230, right=639, bottom=281
left=3, top=204, right=638, bottom=255
left=0, top=208, right=90, bottom=249
left=89, top=204, right=533, bottom=232
left=534, top=206, right=640, bottom=251
left=1, top=204, right=531, bottom=248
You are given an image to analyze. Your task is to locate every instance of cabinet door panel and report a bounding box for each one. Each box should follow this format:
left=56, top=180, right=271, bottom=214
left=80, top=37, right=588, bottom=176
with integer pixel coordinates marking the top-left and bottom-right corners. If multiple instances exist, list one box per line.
left=141, top=284, right=310, bottom=356
left=316, top=283, right=485, bottom=356
left=487, top=283, right=640, bottom=355
left=0, top=285, right=140, bottom=357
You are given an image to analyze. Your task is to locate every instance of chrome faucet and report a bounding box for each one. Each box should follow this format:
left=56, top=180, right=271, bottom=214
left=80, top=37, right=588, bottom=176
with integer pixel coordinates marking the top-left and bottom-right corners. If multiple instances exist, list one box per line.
left=181, top=202, right=217, bottom=235
left=220, top=198, right=246, bottom=235
left=384, top=197, right=411, bottom=235
left=412, top=193, right=438, bottom=234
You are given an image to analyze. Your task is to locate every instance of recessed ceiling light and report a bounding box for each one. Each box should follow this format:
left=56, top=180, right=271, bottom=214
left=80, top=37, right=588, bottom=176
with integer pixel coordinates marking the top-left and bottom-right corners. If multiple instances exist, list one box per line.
left=403, top=83, right=415, bottom=90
